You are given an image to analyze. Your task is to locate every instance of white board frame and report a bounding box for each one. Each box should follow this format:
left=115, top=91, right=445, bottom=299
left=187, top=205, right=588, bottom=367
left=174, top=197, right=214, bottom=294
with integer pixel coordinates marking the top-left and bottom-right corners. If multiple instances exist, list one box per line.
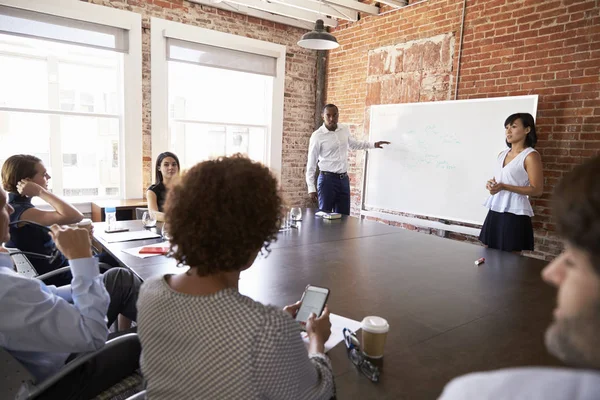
left=360, top=95, right=539, bottom=234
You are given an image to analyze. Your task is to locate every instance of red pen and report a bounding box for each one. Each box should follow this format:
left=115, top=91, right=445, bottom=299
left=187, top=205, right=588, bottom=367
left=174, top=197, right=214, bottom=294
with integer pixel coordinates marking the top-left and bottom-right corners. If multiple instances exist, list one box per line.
left=474, top=257, right=485, bottom=266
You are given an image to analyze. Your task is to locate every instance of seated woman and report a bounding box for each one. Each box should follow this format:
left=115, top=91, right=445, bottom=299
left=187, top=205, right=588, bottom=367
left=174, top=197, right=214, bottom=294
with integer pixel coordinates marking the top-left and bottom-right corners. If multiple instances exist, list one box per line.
left=2, top=154, right=84, bottom=285
left=146, top=152, right=180, bottom=222
left=2, top=154, right=140, bottom=330
left=137, top=156, right=335, bottom=399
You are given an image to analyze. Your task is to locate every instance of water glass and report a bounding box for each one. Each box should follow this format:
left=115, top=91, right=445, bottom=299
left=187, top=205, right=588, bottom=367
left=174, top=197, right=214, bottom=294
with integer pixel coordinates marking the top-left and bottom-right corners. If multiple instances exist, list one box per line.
left=280, top=209, right=291, bottom=230
left=142, top=211, right=157, bottom=228
left=161, top=224, right=171, bottom=241
left=290, top=207, right=302, bottom=221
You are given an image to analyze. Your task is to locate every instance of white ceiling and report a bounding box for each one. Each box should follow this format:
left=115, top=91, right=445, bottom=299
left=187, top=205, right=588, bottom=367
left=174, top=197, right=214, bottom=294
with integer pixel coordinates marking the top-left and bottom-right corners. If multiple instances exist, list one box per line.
left=191, top=0, right=409, bottom=30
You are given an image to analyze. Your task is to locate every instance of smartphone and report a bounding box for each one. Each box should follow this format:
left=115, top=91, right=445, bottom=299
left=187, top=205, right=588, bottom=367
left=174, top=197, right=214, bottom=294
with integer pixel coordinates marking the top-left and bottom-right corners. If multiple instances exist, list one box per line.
left=295, top=285, right=330, bottom=328
left=104, top=228, right=130, bottom=233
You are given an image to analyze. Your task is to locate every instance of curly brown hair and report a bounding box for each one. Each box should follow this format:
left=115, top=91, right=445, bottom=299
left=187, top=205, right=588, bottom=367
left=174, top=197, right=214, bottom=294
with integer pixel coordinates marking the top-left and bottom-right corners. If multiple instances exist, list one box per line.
left=1, top=154, right=41, bottom=193
left=553, top=155, right=600, bottom=273
left=165, top=155, right=283, bottom=276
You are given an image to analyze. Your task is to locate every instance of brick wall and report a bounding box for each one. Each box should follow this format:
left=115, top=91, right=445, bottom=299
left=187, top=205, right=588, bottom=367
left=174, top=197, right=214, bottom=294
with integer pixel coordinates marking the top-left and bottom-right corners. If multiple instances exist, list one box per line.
left=80, top=0, right=317, bottom=207
left=327, top=0, right=600, bottom=260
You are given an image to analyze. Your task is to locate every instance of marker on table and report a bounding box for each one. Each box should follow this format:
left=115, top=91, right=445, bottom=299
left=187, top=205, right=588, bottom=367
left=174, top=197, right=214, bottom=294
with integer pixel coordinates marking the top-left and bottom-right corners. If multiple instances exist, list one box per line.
left=474, top=257, right=485, bottom=266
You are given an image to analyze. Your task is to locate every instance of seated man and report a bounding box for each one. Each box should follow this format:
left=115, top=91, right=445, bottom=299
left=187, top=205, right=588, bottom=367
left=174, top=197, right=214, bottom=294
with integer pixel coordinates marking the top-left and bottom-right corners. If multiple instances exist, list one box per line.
left=0, top=186, right=140, bottom=399
left=439, top=155, right=600, bottom=400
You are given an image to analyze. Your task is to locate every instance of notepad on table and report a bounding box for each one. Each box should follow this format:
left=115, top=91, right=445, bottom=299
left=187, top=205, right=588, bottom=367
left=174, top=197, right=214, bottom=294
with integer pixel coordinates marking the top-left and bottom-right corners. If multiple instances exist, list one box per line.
left=139, top=244, right=170, bottom=255
left=315, top=211, right=342, bottom=219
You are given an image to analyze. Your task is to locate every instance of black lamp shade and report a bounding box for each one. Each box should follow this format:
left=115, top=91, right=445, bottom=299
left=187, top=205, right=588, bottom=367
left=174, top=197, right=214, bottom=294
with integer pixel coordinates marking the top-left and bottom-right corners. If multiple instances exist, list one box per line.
left=298, top=19, right=339, bottom=50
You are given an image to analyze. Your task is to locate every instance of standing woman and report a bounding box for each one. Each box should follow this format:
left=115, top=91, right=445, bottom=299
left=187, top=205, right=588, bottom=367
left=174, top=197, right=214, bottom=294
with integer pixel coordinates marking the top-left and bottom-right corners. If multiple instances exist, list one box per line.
left=146, top=152, right=180, bottom=222
left=479, top=113, right=544, bottom=253
left=2, top=155, right=83, bottom=284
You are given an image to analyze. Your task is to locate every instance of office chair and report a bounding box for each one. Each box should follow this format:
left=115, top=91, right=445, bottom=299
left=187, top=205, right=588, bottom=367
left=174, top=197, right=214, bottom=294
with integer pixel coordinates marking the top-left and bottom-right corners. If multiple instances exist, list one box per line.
left=7, top=247, right=71, bottom=281
left=0, top=333, right=141, bottom=400
left=135, top=208, right=148, bottom=220
left=125, top=389, right=147, bottom=400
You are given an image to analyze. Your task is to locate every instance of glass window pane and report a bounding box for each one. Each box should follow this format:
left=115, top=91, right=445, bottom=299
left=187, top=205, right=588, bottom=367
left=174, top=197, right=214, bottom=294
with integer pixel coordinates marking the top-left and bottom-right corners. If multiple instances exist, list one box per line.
left=168, top=61, right=272, bottom=126
left=0, top=111, right=53, bottom=192
left=60, top=116, right=120, bottom=197
left=59, top=62, right=119, bottom=114
left=0, top=46, right=48, bottom=109
left=170, top=122, right=266, bottom=170
left=0, top=32, right=124, bottom=199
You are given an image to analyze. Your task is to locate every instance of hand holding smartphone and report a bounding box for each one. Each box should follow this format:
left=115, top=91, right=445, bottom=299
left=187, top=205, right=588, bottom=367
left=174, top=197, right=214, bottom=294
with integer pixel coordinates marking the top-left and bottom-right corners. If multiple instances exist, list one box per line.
left=295, top=285, right=330, bottom=329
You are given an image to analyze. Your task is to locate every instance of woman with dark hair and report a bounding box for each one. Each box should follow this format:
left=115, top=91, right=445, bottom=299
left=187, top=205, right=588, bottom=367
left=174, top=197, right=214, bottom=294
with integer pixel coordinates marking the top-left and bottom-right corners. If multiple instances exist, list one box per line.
left=146, top=152, right=180, bottom=222
left=137, top=155, right=335, bottom=399
left=479, top=113, right=544, bottom=252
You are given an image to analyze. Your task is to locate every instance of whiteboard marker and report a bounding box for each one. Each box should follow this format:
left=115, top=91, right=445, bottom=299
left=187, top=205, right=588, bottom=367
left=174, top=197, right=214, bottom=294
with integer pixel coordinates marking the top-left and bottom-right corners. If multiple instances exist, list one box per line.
left=474, top=257, right=485, bottom=266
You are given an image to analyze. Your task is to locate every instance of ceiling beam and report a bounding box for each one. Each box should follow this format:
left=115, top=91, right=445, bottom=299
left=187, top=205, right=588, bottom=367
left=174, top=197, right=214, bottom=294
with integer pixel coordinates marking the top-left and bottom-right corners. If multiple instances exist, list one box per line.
left=267, top=0, right=358, bottom=22
left=223, top=0, right=339, bottom=27
left=189, top=0, right=314, bottom=30
left=319, top=0, right=379, bottom=15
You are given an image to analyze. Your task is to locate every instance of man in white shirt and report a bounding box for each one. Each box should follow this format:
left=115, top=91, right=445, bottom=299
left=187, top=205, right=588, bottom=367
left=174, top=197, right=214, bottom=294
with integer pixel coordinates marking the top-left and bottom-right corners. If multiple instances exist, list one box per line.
left=305, top=104, right=390, bottom=215
left=439, top=155, right=600, bottom=400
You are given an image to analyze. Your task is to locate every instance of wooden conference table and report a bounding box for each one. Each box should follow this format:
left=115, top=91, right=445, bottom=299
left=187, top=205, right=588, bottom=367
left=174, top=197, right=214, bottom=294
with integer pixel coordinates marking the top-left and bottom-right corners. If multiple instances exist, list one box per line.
left=93, top=210, right=561, bottom=399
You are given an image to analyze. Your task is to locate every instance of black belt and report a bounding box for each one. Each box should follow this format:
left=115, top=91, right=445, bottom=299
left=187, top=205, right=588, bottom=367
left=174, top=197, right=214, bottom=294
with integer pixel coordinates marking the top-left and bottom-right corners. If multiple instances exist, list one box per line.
left=321, top=171, right=347, bottom=179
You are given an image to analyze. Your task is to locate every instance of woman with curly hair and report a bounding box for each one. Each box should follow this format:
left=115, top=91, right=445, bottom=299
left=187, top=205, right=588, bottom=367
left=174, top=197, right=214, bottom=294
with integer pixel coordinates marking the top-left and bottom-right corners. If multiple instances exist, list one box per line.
left=137, top=155, right=335, bottom=400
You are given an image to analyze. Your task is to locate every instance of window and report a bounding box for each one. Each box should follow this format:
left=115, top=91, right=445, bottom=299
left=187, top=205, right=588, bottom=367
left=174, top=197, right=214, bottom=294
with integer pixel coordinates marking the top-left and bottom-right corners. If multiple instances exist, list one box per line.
left=0, top=1, right=142, bottom=200
left=167, top=61, right=270, bottom=168
left=151, top=18, right=285, bottom=179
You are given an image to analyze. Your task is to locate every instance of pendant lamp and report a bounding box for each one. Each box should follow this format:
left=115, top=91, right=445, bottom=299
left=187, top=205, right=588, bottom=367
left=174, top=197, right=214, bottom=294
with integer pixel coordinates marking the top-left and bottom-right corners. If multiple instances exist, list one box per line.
left=297, top=19, right=339, bottom=50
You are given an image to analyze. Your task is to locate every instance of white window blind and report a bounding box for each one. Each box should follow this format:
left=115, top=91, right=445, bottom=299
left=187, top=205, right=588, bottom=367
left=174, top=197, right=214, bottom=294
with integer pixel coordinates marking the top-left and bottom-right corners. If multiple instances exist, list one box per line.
left=167, top=38, right=276, bottom=77
left=0, top=5, right=128, bottom=52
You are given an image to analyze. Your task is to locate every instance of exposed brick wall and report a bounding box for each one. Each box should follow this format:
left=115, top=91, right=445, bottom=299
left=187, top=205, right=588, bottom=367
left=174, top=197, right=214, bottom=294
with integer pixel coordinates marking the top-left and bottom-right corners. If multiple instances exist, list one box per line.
left=327, top=0, right=600, bottom=260
left=80, top=0, right=317, bottom=207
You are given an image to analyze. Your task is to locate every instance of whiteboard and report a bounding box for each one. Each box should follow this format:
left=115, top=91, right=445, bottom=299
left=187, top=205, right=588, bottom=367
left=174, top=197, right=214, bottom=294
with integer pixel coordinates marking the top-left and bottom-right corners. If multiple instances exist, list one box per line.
left=364, top=95, right=538, bottom=225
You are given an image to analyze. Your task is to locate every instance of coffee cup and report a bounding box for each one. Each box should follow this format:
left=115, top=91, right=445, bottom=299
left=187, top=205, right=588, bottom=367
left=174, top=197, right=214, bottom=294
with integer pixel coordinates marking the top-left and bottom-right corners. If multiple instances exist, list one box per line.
left=76, top=218, right=92, bottom=228
left=361, top=316, right=389, bottom=359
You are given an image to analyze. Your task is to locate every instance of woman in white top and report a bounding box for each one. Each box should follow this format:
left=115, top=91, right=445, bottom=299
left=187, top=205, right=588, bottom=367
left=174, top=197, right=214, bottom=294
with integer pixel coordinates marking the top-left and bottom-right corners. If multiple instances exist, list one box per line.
left=137, top=155, right=335, bottom=399
left=479, top=113, right=544, bottom=252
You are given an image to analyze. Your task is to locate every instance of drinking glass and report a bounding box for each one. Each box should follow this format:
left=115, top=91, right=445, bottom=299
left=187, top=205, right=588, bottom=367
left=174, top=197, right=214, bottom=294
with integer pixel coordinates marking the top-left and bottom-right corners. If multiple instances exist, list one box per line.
left=142, top=211, right=157, bottom=228
left=280, top=208, right=291, bottom=230
left=161, top=224, right=171, bottom=241
left=290, top=207, right=302, bottom=221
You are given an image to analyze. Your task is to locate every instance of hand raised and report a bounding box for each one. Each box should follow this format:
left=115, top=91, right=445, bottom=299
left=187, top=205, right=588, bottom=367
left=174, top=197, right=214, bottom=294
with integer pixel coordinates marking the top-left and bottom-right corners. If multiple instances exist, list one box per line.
left=375, top=141, right=391, bottom=149
left=49, top=225, right=92, bottom=260
left=16, top=179, right=43, bottom=197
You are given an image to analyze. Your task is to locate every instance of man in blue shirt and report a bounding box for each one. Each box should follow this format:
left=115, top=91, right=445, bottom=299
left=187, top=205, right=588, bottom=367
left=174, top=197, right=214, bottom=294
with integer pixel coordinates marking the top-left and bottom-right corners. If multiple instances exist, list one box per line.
left=0, top=186, right=141, bottom=398
left=439, top=156, right=600, bottom=400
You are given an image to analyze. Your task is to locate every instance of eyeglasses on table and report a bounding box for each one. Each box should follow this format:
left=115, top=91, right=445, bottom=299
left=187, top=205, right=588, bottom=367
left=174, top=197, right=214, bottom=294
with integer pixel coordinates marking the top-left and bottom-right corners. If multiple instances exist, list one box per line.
left=343, top=328, right=380, bottom=383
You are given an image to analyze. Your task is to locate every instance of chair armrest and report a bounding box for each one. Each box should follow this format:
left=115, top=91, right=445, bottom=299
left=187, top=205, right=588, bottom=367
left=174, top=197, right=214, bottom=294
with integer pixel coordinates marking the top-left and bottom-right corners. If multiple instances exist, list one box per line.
left=126, top=389, right=147, bottom=400
left=35, top=266, right=72, bottom=282
left=28, top=333, right=141, bottom=399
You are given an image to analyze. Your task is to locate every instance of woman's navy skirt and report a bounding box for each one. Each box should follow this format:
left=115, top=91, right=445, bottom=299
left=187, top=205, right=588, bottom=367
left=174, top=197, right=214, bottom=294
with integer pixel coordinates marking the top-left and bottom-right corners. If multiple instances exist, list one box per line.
left=479, top=210, right=534, bottom=252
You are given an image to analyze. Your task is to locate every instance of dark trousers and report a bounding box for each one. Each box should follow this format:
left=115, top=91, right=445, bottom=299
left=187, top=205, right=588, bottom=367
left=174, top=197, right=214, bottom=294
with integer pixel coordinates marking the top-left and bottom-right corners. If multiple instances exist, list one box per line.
left=35, top=268, right=142, bottom=400
left=318, top=172, right=351, bottom=215
left=103, top=267, right=142, bottom=327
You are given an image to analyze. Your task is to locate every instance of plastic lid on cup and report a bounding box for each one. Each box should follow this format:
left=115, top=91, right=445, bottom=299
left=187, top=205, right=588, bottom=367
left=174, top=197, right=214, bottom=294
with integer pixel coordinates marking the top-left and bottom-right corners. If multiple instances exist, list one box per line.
left=106, top=207, right=116, bottom=213
left=77, top=218, right=92, bottom=226
left=361, top=316, right=389, bottom=333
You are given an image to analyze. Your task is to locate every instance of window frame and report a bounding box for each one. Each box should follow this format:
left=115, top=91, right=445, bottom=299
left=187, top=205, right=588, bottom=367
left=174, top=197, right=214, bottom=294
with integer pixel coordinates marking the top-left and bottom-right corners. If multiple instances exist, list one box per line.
left=0, top=0, right=143, bottom=200
left=150, top=17, right=285, bottom=181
